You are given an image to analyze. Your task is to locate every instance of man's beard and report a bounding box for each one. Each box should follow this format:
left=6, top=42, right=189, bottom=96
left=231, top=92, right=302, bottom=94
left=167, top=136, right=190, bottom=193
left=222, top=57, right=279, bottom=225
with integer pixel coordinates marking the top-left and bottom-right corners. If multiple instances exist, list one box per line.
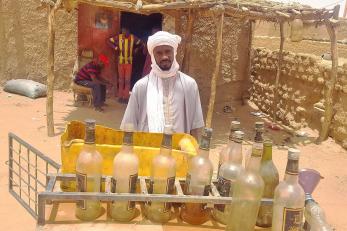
left=158, top=60, right=172, bottom=71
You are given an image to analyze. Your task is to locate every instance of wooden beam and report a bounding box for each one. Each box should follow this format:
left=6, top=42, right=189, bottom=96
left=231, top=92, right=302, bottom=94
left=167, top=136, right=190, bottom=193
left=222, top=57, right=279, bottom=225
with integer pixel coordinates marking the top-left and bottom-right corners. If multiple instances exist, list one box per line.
left=272, top=21, right=285, bottom=125
left=206, top=11, right=224, bottom=128
left=242, top=20, right=254, bottom=105
left=46, top=4, right=56, bottom=137
left=317, top=21, right=339, bottom=143
left=46, top=0, right=62, bottom=136
left=181, top=9, right=195, bottom=73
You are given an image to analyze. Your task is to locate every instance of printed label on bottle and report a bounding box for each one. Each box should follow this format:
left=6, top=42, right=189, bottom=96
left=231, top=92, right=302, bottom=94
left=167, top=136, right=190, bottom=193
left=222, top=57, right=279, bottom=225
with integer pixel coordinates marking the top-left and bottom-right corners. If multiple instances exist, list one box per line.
left=127, top=173, right=138, bottom=210
left=217, top=162, right=222, bottom=177
left=282, top=207, right=303, bottom=231
left=146, top=180, right=154, bottom=206
left=164, top=176, right=175, bottom=212
left=185, top=173, right=191, bottom=194
left=76, top=172, right=87, bottom=210
left=111, top=178, right=116, bottom=193
left=201, top=184, right=211, bottom=211
left=215, top=177, right=231, bottom=212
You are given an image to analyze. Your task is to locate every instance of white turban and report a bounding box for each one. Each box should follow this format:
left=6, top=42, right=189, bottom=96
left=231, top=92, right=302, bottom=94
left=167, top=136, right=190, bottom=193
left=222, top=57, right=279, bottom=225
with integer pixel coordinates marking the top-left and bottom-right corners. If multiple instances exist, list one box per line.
left=147, top=31, right=181, bottom=78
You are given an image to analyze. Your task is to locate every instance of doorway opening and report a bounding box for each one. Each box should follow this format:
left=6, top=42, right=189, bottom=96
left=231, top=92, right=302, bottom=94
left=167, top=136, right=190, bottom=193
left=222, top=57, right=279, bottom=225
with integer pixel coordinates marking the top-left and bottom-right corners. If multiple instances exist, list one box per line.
left=120, top=12, right=163, bottom=88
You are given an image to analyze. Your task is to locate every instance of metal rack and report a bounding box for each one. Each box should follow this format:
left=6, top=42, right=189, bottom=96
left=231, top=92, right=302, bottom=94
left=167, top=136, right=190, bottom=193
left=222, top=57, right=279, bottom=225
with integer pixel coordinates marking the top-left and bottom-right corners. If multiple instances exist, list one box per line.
left=8, top=132, right=60, bottom=220
left=8, top=132, right=275, bottom=228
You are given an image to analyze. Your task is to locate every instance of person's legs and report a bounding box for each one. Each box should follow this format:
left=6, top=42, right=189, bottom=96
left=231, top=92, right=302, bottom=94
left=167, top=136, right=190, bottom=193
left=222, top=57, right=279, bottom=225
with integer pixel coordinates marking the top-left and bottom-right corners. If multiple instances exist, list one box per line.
left=100, top=84, right=106, bottom=103
left=118, top=64, right=125, bottom=100
left=124, top=64, right=132, bottom=101
left=75, top=80, right=103, bottom=111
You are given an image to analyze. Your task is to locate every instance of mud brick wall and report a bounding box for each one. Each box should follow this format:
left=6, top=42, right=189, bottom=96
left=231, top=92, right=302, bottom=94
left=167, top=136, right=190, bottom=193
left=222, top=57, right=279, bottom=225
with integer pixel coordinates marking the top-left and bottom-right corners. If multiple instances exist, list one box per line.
left=250, top=48, right=347, bottom=148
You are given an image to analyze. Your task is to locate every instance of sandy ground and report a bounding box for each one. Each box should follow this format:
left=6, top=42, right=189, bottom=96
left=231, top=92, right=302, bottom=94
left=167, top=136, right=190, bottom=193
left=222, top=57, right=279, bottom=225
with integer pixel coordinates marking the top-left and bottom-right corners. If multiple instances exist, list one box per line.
left=0, top=89, right=346, bottom=231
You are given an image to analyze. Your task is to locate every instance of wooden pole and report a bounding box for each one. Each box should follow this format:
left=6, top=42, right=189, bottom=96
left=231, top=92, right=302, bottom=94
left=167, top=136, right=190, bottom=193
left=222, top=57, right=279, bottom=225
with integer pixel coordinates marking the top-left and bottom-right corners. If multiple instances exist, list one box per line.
left=206, top=11, right=224, bottom=128
left=242, top=20, right=254, bottom=105
left=271, top=21, right=285, bottom=125
left=181, top=9, right=195, bottom=73
left=317, top=21, right=339, bottom=143
left=46, top=0, right=61, bottom=136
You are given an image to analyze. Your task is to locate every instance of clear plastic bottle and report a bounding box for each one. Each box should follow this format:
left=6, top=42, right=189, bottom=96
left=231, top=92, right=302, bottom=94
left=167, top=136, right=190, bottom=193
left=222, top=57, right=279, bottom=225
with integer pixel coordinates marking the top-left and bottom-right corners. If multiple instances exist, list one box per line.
left=145, top=125, right=176, bottom=223
left=181, top=128, right=213, bottom=225
left=226, top=130, right=264, bottom=231
left=218, top=120, right=241, bottom=177
left=272, top=148, right=305, bottom=231
left=256, top=140, right=279, bottom=227
left=304, top=194, right=333, bottom=231
left=110, top=123, right=139, bottom=221
left=75, top=119, right=103, bottom=221
left=213, top=131, right=244, bottom=225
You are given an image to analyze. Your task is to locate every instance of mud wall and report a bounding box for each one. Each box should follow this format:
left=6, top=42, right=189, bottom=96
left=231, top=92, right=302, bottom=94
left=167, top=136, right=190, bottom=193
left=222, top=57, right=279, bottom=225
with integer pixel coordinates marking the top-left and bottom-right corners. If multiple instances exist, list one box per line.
left=250, top=48, right=347, bottom=148
left=0, top=0, right=77, bottom=89
left=253, top=19, right=347, bottom=58
left=168, top=15, right=250, bottom=113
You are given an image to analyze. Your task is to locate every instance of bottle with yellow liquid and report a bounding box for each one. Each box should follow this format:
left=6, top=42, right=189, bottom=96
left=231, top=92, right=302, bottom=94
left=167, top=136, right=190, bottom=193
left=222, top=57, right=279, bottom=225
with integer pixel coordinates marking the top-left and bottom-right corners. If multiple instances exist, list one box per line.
left=213, top=131, right=244, bottom=225
left=75, top=119, right=103, bottom=221
left=145, top=125, right=176, bottom=223
left=226, top=125, right=265, bottom=231
left=110, top=123, right=139, bottom=221
left=256, top=140, right=279, bottom=227
left=181, top=128, right=213, bottom=225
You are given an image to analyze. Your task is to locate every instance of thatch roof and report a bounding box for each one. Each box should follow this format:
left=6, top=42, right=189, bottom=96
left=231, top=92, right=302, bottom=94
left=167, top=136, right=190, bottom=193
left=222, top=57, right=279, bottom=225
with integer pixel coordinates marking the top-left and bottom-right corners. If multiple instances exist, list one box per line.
left=41, top=0, right=338, bottom=23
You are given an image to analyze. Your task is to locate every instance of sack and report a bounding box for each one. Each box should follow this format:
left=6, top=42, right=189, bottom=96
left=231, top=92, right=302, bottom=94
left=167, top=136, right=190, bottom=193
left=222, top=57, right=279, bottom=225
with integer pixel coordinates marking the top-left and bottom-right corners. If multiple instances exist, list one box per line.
left=3, top=79, right=47, bottom=99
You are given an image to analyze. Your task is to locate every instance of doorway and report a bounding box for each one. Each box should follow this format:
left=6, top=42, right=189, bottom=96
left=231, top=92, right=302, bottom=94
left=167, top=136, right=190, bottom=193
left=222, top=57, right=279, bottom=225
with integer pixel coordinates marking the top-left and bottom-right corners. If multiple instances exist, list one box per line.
left=120, top=12, right=163, bottom=88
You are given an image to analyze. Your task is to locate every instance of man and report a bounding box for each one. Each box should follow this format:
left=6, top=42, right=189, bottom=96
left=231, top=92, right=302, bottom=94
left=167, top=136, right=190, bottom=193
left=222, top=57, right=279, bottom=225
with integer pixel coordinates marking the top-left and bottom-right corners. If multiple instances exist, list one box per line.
left=74, top=54, right=112, bottom=112
left=120, top=31, right=204, bottom=138
left=109, top=28, right=142, bottom=104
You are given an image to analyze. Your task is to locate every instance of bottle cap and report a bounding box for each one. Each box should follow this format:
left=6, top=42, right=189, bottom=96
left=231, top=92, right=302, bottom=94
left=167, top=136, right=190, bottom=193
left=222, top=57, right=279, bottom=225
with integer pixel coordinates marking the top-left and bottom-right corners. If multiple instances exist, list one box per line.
left=255, top=121, right=264, bottom=129
left=85, top=119, right=96, bottom=128
left=232, top=130, right=244, bottom=139
left=123, top=123, right=134, bottom=132
left=230, top=120, right=241, bottom=130
left=288, top=148, right=300, bottom=160
left=264, top=140, right=272, bottom=147
left=164, top=124, right=173, bottom=135
left=203, top=127, right=213, bottom=138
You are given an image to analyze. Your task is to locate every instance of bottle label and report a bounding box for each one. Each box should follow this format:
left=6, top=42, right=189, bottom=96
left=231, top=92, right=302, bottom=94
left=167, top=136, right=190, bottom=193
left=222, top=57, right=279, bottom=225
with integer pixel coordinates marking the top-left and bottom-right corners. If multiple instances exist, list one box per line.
left=127, top=173, right=138, bottom=210
left=164, top=176, right=175, bottom=212
left=111, top=178, right=116, bottom=193
left=201, top=184, right=211, bottom=211
left=217, top=162, right=222, bottom=177
left=282, top=207, right=303, bottom=231
left=185, top=173, right=191, bottom=194
left=215, top=177, right=232, bottom=212
left=76, top=172, right=87, bottom=210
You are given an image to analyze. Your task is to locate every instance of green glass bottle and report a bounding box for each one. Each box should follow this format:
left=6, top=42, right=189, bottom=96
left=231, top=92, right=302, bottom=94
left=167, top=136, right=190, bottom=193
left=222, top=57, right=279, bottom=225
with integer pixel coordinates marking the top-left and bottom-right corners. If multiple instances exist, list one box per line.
left=256, top=140, right=279, bottom=227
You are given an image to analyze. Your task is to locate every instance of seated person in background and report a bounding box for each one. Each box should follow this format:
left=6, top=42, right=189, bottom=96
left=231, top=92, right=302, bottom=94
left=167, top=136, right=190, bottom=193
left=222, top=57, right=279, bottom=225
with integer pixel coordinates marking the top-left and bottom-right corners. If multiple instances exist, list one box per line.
left=74, top=54, right=112, bottom=112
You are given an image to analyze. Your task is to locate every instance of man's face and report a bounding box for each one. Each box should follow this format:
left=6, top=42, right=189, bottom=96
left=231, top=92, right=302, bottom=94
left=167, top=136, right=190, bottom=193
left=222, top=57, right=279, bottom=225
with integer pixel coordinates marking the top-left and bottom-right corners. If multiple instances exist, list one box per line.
left=153, top=45, right=174, bottom=71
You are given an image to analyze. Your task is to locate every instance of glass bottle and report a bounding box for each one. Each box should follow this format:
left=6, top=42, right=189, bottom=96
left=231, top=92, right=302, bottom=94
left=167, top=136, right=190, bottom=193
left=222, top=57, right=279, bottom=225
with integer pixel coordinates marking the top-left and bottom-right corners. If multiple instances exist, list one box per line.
left=256, top=140, right=279, bottom=227
left=218, top=120, right=241, bottom=177
left=226, top=128, right=264, bottom=231
left=181, top=128, right=213, bottom=225
left=213, top=131, right=244, bottom=225
left=272, top=148, right=305, bottom=231
left=75, top=119, right=103, bottom=221
left=245, top=121, right=264, bottom=167
left=110, top=123, right=139, bottom=221
left=304, top=194, right=333, bottom=231
left=145, top=125, right=176, bottom=223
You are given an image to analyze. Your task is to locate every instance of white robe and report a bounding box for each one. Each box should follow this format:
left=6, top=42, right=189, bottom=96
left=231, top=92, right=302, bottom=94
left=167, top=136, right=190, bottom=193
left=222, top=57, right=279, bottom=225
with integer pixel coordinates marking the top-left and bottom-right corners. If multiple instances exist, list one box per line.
left=120, top=72, right=204, bottom=133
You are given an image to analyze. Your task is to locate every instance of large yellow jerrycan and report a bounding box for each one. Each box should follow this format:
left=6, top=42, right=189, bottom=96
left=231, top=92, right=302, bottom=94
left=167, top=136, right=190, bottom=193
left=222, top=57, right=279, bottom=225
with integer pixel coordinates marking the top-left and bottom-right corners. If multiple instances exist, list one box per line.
left=60, top=121, right=198, bottom=191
